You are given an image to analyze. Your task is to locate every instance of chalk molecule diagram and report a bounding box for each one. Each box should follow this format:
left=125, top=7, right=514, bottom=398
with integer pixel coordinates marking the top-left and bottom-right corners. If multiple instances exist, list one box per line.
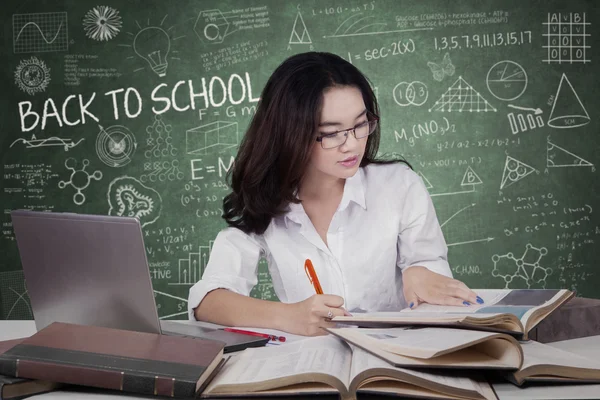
left=58, top=158, right=102, bottom=205
left=492, top=244, right=551, bottom=289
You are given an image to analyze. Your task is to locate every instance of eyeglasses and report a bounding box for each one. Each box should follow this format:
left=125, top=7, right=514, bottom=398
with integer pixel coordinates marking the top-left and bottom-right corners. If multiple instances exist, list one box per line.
left=315, top=114, right=379, bottom=149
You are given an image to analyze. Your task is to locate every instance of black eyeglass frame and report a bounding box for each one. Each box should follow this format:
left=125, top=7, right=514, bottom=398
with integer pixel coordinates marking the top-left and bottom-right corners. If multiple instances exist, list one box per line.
left=315, top=112, right=380, bottom=149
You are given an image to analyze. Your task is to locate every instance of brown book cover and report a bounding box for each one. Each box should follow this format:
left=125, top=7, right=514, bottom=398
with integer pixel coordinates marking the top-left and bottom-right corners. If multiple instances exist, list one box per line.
left=0, top=322, right=225, bottom=398
left=0, top=338, right=63, bottom=400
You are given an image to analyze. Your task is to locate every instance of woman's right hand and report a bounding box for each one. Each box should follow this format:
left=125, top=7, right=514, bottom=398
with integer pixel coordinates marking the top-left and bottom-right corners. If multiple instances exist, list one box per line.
left=281, top=294, right=351, bottom=336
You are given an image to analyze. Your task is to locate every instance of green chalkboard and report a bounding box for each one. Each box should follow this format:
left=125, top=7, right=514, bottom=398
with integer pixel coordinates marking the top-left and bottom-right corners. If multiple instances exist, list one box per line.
left=1, top=0, right=599, bottom=320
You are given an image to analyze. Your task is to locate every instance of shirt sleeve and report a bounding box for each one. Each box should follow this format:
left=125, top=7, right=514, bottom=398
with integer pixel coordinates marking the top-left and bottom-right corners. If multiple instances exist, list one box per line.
left=188, top=227, right=264, bottom=320
left=396, top=169, right=453, bottom=278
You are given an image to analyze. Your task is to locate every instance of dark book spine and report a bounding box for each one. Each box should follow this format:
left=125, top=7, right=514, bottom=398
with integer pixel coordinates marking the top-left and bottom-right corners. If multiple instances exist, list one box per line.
left=0, top=358, right=197, bottom=398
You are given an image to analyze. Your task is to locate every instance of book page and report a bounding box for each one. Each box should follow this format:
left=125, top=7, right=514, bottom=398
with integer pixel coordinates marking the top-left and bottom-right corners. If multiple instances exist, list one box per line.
left=208, top=335, right=352, bottom=389
left=342, top=327, right=502, bottom=359
left=400, top=289, right=510, bottom=314
left=349, top=345, right=480, bottom=392
left=335, top=311, right=505, bottom=322
left=520, top=340, right=600, bottom=370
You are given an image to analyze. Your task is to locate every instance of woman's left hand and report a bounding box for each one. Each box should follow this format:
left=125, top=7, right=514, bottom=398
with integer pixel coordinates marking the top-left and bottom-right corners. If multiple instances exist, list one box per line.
left=402, top=266, right=482, bottom=308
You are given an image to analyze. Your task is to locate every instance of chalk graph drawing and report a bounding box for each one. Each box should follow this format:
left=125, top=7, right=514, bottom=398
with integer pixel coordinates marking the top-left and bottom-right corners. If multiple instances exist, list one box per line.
left=0, top=271, right=32, bottom=320
left=506, top=105, right=545, bottom=134
left=547, top=137, right=594, bottom=171
left=324, top=12, right=432, bottom=38
left=107, top=176, right=162, bottom=227
left=492, top=244, right=551, bottom=289
left=14, top=56, right=50, bottom=95
left=83, top=6, right=122, bottom=41
left=10, top=134, right=84, bottom=151
left=186, top=121, right=239, bottom=155
left=194, top=9, right=230, bottom=44
left=170, top=240, right=215, bottom=286
left=499, top=155, right=537, bottom=190
left=288, top=10, right=312, bottom=48
left=58, top=158, right=103, bottom=206
left=427, top=52, right=455, bottom=82
left=119, top=15, right=184, bottom=77
left=486, top=61, right=528, bottom=101
left=547, top=73, right=590, bottom=128
left=429, top=77, right=496, bottom=112
left=13, top=12, right=68, bottom=53
left=96, top=124, right=137, bottom=167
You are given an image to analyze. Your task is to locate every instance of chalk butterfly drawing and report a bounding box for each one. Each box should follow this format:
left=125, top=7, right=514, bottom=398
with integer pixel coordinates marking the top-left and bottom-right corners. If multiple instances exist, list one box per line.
left=427, top=52, right=455, bottom=82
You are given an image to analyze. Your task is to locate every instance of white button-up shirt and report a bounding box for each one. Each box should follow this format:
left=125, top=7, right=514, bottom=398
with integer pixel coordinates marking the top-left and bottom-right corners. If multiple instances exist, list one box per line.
left=188, top=162, right=452, bottom=319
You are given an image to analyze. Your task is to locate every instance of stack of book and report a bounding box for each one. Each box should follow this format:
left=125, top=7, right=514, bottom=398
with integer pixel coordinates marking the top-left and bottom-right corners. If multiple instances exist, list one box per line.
left=0, top=322, right=226, bottom=399
left=2, top=288, right=600, bottom=400
left=198, top=288, right=600, bottom=400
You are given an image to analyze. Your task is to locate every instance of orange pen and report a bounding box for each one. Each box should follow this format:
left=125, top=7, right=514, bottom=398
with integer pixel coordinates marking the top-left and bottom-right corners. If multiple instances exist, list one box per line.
left=304, top=258, right=323, bottom=295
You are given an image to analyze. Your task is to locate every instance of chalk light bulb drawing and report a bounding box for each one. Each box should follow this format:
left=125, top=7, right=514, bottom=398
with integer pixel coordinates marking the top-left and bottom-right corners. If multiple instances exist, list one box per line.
left=133, top=27, right=170, bottom=77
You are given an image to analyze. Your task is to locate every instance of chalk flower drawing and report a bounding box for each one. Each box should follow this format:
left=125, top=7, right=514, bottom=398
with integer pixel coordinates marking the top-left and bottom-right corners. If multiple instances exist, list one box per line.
left=14, top=56, right=50, bottom=95
left=83, top=6, right=122, bottom=41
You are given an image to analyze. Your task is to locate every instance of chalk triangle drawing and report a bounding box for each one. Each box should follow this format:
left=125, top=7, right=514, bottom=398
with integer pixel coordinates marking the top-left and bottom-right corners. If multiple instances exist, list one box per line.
left=417, top=171, right=433, bottom=189
left=461, top=166, right=483, bottom=186
left=547, top=138, right=593, bottom=168
left=500, top=156, right=536, bottom=190
left=289, top=12, right=311, bottom=44
left=548, top=73, right=590, bottom=128
left=429, top=76, right=497, bottom=112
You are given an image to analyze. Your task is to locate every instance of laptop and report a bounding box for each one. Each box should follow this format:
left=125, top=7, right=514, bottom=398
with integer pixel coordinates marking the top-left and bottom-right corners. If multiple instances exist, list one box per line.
left=10, top=210, right=268, bottom=353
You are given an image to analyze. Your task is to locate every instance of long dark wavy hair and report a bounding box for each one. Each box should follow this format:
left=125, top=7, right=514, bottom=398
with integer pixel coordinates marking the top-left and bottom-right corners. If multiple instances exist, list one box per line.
left=223, top=51, right=409, bottom=234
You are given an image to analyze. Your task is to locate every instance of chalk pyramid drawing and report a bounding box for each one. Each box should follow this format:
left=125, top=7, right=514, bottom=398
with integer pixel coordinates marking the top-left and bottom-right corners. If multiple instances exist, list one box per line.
left=547, top=138, right=594, bottom=168
left=461, top=166, right=483, bottom=186
left=417, top=171, right=433, bottom=189
left=429, top=76, right=497, bottom=112
left=289, top=11, right=311, bottom=44
left=548, top=73, right=590, bottom=128
left=500, top=156, right=536, bottom=190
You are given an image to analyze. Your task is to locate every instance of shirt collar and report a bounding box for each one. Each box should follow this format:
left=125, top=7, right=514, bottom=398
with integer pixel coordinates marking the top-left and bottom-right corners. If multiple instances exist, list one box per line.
left=284, top=168, right=367, bottom=228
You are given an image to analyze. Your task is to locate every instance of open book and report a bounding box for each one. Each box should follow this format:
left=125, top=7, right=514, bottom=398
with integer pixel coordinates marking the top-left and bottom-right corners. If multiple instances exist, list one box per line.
left=333, top=289, right=574, bottom=340
left=201, top=336, right=498, bottom=400
left=326, top=327, right=522, bottom=370
left=509, top=340, right=600, bottom=386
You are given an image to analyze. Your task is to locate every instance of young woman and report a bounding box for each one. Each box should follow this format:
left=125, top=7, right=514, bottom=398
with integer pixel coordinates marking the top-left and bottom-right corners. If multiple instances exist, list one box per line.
left=189, top=52, right=481, bottom=336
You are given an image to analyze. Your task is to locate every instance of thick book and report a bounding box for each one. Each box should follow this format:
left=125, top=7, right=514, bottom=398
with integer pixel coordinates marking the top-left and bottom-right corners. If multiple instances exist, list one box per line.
left=333, top=289, right=574, bottom=340
left=326, top=327, right=523, bottom=370
left=201, top=335, right=498, bottom=400
left=0, top=339, right=62, bottom=400
left=0, top=322, right=225, bottom=398
left=509, top=340, right=600, bottom=386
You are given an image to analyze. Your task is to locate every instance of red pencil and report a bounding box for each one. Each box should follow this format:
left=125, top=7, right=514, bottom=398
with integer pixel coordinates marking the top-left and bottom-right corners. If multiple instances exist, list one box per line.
left=224, top=327, right=286, bottom=342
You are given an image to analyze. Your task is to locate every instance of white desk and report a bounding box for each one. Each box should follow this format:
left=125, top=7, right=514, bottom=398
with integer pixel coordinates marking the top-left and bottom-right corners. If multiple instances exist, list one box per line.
left=2, top=321, right=600, bottom=399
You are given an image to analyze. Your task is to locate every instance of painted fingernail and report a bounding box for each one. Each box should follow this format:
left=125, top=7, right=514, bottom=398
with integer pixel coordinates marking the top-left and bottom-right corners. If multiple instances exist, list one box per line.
left=476, top=296, right=484, bottom=304
left=463, top=301, right=471, bottom=306
left=409, top=302, right=414, bottom=309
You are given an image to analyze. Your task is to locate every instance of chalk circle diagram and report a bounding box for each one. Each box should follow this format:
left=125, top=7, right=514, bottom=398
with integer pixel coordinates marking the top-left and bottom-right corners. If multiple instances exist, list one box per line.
left=14, top=56, right=50, bottom=95
left=83, top=6, right=122, bottom=41
left=393, top=81, right=428, bottom=107
left=96, top=124, right=137, bottom=167
left=194, top=9, right=230, bottom=44
left=486, top=61, right=527, bottom=101
left=500, top=155, right=537, bottom=190
left=107, top=176, right=162, bottom=227
left=548, top=73, right=590, bottom=128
